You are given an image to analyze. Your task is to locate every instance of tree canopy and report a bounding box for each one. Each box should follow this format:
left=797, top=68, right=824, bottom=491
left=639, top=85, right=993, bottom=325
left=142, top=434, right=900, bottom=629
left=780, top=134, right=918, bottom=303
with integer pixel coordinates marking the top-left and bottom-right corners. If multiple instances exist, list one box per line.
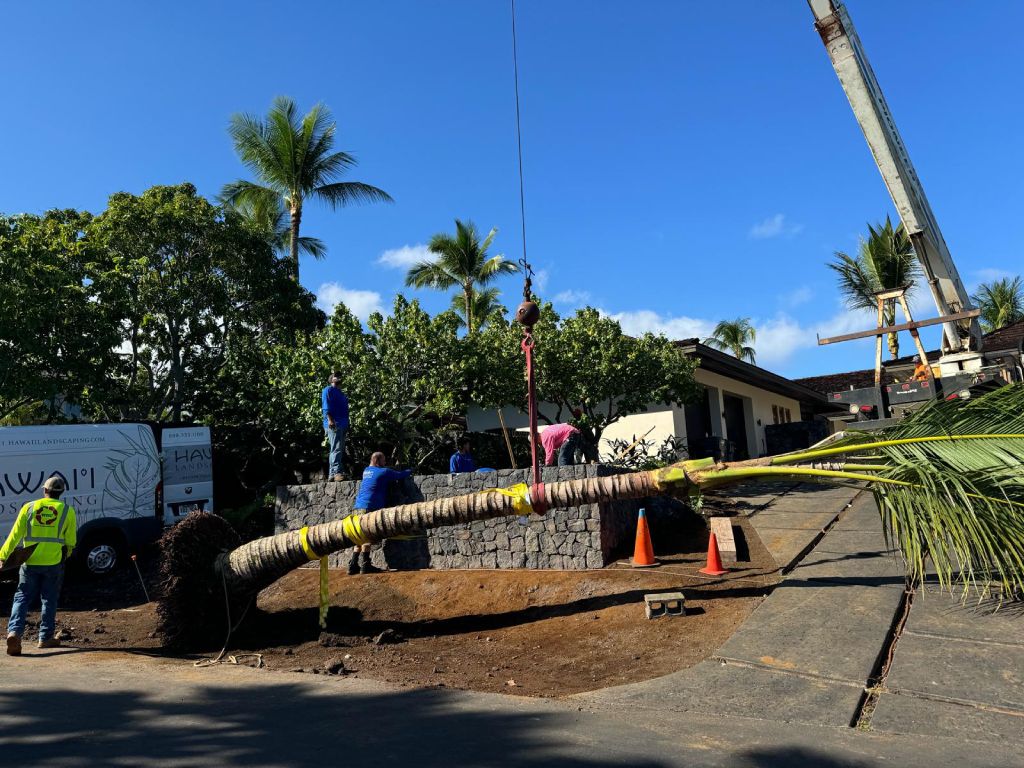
left=828, top=217, right=921, bottom=358
left=972, top=276, right=1024, bottom=333
left=704, top=318, right=757, bottom=364
left=223, top=96, right=392, bottom=280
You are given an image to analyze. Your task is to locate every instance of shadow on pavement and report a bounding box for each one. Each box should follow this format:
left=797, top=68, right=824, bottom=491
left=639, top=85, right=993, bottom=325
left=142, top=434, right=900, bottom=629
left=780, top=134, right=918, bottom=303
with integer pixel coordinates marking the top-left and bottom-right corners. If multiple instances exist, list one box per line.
left=739, top=746, right=872, bottom=767
left=0, top=683, right=670, bottom=768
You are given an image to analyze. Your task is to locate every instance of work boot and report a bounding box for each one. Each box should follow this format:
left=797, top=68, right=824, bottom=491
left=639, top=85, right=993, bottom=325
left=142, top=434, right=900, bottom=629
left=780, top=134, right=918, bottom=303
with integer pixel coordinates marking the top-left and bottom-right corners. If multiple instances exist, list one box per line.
left=359, top=552, right=382, bottom=575
left=347, top=550, right=360, bottom=576
left=6, top=633, right=21, bottom=656
left=38, top=637, right=61, bottom=649
left=333, top=474, right=345, bottom=482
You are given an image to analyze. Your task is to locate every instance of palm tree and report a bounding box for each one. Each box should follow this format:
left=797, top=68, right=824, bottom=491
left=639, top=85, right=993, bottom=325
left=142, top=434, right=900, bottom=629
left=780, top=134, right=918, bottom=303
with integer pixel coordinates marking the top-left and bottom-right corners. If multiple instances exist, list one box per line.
left=158, top=385, right=1024, bottom=650
left=828, top=217, right=921, bottom=358
left=405, top=219, right=519, bottom=333
left=452, top=287, right=504, bottom=331
left=222, top=96, right=392, bottom=281
left=972, top=276, right=1024, bottom=333
left=704, top=318, right=757, bottom=364
left=225, top=193, right=326, bottom=261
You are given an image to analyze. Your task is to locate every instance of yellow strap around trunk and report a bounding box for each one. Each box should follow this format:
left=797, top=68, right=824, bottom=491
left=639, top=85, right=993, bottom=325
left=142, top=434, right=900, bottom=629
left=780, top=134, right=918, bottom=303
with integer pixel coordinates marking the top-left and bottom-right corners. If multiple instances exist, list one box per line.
left=298, top=526, right=319, bottom=561
left=342, top=514, right=370, bottom=546
left=480, top=483, right=533, bottom=515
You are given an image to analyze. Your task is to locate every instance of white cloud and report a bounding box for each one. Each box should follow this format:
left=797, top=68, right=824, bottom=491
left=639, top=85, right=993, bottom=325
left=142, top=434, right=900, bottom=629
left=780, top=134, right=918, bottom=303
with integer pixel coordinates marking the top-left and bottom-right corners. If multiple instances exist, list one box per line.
left=600, top=309, right=715, bottom=342
left=750, top=213, right=804, bottom=240
left=532, top=268, right=549, bottom=292
left=316, top=282, right=384, bottom=320
left=553, top=289, right=592, bottom=306
left=780, top=285, right=814, bottom=307
left=377, top=243, right=433, bottom=269
left=754, top=315, right=809, bottom=368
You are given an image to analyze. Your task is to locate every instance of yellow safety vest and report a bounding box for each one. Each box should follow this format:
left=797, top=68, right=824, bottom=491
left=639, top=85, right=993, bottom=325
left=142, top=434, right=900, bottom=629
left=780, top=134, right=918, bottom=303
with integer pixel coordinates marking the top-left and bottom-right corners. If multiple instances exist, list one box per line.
left=0, top=498, right=77, bottom=567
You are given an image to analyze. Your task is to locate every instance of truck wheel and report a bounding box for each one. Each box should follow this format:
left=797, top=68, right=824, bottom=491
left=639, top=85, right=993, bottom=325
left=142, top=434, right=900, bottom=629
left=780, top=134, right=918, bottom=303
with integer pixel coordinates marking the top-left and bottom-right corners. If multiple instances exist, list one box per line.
left=80, top=534, right=125, bottom=577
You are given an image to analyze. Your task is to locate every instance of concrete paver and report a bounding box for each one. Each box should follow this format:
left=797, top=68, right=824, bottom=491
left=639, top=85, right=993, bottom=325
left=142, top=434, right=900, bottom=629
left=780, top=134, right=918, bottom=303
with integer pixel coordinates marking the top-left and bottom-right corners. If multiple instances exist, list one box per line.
left=713, top=580, right=903, bottom=683
left=791, top=531, right=902, bottom=585
left=884, top=632, right=1024, bottom=710
left=578, top=659, right=863, bottom=728
left=907, top=591, right=1024, bottom=645
left=744, top=486, right=860, bottom=570
left=870, top=585, right=1024, bottom=742
left=871, top=692, right=1024, bottom=743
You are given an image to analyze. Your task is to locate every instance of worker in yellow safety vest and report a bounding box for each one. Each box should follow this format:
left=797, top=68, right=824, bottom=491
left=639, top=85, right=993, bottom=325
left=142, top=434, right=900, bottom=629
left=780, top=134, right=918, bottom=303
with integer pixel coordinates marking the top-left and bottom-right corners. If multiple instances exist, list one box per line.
left=1, top=475, right=77, bottom=656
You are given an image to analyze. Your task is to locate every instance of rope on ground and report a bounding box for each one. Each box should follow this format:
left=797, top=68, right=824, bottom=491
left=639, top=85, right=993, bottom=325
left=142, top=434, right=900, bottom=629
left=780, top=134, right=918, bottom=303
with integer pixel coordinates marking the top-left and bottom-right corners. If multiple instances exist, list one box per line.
left=193, top=567, right=259, bottom=669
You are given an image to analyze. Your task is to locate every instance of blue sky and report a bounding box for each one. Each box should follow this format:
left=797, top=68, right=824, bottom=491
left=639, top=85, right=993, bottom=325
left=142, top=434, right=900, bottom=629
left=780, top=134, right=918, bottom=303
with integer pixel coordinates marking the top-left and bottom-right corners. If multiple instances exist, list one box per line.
left=3, top=1, right=1022, bottom=378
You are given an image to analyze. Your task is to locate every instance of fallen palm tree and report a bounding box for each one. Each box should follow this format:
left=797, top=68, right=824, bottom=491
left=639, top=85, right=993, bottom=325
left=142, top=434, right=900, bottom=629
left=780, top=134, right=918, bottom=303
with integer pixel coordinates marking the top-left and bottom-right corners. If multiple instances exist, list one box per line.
left=158, top=385, right=1024, bottom=649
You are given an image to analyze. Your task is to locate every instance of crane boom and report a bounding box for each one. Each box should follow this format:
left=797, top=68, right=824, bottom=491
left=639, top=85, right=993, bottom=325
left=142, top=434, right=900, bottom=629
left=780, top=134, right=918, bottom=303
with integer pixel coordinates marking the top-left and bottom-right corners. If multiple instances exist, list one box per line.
left=806, top=0, right=984, bottom=367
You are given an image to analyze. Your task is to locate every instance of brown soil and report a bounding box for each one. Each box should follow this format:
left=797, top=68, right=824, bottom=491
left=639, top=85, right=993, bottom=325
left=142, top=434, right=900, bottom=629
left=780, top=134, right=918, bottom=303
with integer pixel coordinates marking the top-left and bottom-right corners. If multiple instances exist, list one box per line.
left=3, top=517, right=778, bottom=698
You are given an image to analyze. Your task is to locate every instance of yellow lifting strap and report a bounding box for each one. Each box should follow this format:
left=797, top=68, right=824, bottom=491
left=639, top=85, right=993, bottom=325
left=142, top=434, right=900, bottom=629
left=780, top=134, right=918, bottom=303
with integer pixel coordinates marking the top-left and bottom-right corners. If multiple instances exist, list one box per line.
left=480, top=482, right=533, bottom=516
left=298, top=526, right=320, bottom=561
left=318, top=555, right=329, bottom=630
left=341, top=514, right=370, bottom=547
left=298, top=527, right=330, bottom=629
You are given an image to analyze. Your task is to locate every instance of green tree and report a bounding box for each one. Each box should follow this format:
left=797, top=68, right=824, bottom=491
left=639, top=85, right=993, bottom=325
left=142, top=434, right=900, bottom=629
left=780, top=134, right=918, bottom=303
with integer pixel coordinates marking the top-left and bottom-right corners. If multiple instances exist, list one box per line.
left=263, top=296, right=467, bottom=476
left=972, top=276, right=1024, bottom=333
left=704, top=318, right=757, bottom=364
left=828, top=217, right=921, bottom=358
left=222, top=96, right=392, bottom=280
left=405, top=219, right=519, bottom=333
left=452, top=287, right=505, bottom=331
left=87, top=183, right=320, bottom=423
left=226, top=192, right=326, bottom=261
left=0, top=210, right=121, bottom=422
left=472, top=306, right=699, bottom=458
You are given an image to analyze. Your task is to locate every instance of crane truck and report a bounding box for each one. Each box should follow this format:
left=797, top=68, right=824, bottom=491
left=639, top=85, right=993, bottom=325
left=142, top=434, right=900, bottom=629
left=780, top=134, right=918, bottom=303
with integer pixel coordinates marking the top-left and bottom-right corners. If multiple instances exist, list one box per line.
left=805, top=0, right=1011, bottom=422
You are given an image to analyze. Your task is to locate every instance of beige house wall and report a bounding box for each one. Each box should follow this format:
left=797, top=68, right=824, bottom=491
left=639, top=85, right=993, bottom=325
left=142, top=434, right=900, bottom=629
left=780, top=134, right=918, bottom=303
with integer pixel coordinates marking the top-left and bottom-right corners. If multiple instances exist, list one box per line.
left=693, top=369, right=802, bottom=458
left=466, top=370, right=806, bottom=461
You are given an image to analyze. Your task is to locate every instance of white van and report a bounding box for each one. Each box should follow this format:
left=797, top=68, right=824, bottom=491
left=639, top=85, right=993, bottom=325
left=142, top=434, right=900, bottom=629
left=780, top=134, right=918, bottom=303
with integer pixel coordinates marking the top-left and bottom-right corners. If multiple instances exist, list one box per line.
left=0, top=424, right=162, bottom=576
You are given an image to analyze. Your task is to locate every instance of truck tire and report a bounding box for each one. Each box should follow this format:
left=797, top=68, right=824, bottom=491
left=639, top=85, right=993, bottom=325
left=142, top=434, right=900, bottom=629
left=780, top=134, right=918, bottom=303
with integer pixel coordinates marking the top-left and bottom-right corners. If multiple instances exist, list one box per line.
left=79, top=532, right=126, bottom=577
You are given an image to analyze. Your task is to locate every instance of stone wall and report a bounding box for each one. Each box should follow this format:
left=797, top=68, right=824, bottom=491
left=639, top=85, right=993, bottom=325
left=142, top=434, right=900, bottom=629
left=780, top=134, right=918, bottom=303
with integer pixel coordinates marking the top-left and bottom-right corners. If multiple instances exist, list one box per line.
left=275, top=465, right=692, bottom=570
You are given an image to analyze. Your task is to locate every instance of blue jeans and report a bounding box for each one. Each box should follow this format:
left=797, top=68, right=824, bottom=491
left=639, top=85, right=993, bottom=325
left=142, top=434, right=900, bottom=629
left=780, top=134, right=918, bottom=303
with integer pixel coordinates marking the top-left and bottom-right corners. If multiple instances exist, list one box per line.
left=326, top=426, right=347, bottom=476
left=558, top=431, right=582, bottom=466
left=7, top=563, right=64, bottom=640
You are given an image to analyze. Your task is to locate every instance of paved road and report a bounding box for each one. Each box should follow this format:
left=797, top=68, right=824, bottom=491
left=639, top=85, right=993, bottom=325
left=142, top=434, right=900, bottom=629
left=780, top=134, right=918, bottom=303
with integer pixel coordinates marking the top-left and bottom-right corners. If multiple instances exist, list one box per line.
left=0, top=650, right=1019, bottom=768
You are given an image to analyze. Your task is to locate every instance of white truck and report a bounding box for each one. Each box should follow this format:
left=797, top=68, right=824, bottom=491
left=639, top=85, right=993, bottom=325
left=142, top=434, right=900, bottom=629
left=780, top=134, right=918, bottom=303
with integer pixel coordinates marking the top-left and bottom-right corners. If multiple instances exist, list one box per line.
left=0, top=423, right=213, bottom=576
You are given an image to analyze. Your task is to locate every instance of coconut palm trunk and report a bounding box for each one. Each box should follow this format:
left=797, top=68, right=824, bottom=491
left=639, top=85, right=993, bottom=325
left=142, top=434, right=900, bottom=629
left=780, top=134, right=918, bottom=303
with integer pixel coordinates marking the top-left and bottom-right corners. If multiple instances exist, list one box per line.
left=158, top=385, right=1024, bottom=650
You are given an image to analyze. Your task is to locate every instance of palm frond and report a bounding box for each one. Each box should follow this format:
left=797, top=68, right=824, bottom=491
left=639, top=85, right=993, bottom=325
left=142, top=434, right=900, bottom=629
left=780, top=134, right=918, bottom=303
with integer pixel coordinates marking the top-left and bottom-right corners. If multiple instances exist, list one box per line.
left=734, top=386, right=1024, bottom=597
left=313, top=182, right=394, bottom=209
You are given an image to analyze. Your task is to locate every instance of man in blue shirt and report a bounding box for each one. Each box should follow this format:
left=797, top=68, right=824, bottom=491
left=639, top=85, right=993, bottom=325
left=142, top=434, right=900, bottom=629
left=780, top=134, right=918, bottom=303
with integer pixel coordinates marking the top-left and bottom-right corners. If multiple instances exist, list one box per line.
left=322, top=372, right=350, bottom=481
left=349, top=452, right=412, bottom=575
left=449, top=437, right=476, bottom=473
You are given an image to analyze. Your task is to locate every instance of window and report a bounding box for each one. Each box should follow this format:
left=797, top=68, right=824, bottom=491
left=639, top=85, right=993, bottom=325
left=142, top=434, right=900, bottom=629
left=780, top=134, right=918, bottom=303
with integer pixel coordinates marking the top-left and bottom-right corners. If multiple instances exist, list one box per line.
left=784, top=408, right=792, bottom=423
left=772, top=405, right=779, bottom=424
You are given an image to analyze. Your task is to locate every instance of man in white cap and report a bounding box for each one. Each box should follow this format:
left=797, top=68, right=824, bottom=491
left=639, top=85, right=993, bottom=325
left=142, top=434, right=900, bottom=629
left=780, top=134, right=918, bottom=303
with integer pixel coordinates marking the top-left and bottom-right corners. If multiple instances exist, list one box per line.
left=0, top=475, right=77, bottom=655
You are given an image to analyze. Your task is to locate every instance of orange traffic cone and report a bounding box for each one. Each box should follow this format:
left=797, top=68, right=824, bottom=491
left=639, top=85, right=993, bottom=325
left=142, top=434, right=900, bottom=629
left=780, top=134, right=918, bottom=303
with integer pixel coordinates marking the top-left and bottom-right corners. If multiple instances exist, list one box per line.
left=631, top=508, right=658, bottom=568
left=699, top=532, right=728, bottom=576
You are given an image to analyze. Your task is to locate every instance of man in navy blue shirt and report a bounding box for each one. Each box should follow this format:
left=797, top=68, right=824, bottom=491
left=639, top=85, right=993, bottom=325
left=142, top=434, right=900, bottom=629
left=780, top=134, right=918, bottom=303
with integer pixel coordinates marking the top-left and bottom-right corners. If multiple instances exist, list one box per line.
left=322, top=372, right=350, bottom=481
left=449, top=437, right=476, bottom=473
left=349, top=452, right=412, bottom=574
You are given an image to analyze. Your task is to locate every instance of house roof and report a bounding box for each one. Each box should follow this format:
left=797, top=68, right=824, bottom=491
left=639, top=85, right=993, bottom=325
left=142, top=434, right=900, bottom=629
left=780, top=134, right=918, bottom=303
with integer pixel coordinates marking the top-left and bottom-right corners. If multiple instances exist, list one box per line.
left=794, top=368, right=896, bottom=395
left=982, top=319, right=1024, bottom=354
left=674, top=339, right=831, bottom=406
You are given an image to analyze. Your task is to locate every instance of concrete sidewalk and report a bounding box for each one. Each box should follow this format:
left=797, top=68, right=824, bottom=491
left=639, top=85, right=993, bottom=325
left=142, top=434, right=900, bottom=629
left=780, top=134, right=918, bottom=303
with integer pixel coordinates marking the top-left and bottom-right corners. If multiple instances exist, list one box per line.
left=0, top=651, right=1019, bottom=768
left=581, top=492, right=904, bottom=728
left=585, top=486, right=1024, bottom=745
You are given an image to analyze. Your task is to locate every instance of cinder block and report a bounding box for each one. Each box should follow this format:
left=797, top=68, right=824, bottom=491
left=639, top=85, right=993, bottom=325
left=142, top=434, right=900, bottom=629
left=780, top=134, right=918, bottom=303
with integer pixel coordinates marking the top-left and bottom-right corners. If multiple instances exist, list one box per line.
left=644, top=592, right=686, bottom=619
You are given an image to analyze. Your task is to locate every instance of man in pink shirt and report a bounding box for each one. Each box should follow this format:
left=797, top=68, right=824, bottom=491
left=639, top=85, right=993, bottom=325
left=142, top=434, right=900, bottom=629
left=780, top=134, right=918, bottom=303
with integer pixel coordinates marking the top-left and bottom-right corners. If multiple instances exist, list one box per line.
left=540, top=423, right=582, bottom=466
